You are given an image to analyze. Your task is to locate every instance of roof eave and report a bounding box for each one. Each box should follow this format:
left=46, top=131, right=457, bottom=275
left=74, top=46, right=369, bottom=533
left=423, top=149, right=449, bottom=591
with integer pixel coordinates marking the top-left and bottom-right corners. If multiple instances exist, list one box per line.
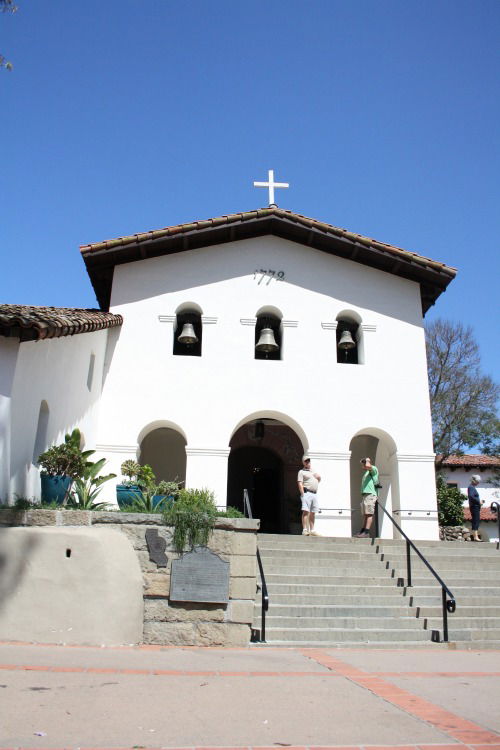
left=81, top=211, right=456, bottom=312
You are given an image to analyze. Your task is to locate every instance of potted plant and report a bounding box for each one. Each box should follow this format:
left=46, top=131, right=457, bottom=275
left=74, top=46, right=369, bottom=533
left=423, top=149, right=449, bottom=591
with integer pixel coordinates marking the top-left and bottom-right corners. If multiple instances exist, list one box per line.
left=153, top=479, right=183, bottom=510
left=116, top=460, right=156, bottom=508
left=37, top=428, right=92, bottom=505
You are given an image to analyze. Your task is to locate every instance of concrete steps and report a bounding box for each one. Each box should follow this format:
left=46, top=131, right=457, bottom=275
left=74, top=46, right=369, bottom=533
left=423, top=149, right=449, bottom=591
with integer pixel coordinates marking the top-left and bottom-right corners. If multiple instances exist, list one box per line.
left=253, top=533, right=500, bottom=648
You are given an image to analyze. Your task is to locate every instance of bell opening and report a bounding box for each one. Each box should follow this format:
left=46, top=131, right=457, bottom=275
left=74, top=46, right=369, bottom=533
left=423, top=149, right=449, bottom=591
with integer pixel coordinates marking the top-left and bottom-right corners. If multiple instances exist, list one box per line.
left=336, top=321, right=358, bottom=364
left=173, top=312, right=202, bottom=357
left=255, top=316, right=281, bottom=360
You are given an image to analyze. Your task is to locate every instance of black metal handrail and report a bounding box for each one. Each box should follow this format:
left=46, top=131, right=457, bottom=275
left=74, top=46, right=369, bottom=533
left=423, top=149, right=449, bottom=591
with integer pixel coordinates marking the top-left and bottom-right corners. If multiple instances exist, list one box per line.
left=374, top=502, right=456, bottom=642
left=243, top=489, right=269, bottom=642
left=491, top=502, right=500, bottom=549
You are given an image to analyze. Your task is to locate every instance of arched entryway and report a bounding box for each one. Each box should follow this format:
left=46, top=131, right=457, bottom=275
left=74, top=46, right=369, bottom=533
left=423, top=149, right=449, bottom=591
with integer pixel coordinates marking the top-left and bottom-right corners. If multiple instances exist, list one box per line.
left=349, top=428, right=399, bottom=538
left=138, top=423, right=187, bottom=486
left=227, top=416, right=305, bottom=534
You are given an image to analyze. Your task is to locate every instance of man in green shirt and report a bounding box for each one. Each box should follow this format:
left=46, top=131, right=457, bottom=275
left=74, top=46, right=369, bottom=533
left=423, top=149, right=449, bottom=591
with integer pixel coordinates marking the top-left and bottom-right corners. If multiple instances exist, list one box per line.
left=355, top=457, right=379, bottom=538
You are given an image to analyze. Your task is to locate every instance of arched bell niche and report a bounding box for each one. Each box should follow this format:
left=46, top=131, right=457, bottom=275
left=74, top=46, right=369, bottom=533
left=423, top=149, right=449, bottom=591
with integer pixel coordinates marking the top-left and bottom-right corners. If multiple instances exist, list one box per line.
left=336, top=309, right=364, bottom=364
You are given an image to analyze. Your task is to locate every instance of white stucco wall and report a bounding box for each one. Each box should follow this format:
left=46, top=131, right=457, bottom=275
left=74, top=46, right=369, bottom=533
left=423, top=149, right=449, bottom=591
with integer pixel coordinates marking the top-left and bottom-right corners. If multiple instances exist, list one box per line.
left=94, top=235, right=438, bottom=538
left=3, top=329, right=110, bottom=503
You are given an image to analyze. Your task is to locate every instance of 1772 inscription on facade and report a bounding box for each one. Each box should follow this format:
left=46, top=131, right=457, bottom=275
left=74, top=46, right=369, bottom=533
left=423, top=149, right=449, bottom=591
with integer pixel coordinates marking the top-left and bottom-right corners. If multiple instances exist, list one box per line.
left=170, top=547, right=230, bottom=604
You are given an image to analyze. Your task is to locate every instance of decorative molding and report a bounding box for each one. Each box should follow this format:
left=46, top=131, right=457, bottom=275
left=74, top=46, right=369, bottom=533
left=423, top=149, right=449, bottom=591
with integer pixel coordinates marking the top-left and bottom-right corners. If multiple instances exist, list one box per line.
left=282, top=320, right=298, bottom=327
left=361, top=324, right=377, bottom=333
left=95, top=443, right=137, bottom=454
left=159, top=315, right=217, bottom=325
left=185, top=447, right=231, bottom=458
left=321, top=322, right=338, bottom=331
left=396, top=454, right=436, bottom=463
left=393, top=510, right=438, bottom=518
left=307, top=451, right=351, bottom=461
left=240, top=318, right=257, bottom=327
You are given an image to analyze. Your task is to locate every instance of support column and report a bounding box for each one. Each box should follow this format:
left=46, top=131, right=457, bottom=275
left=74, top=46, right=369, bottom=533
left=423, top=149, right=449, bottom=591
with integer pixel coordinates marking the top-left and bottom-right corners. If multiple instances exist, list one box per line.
left=308, top=452, right=352, bottom=537
left=185, top=447, right=231, bottom=510
left=395, top=453, right=439, bottom=540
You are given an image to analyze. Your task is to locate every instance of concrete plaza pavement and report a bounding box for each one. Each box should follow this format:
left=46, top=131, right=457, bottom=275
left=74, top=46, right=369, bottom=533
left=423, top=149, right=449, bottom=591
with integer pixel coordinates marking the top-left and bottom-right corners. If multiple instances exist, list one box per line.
left=0, top=641, right=499, bottom=750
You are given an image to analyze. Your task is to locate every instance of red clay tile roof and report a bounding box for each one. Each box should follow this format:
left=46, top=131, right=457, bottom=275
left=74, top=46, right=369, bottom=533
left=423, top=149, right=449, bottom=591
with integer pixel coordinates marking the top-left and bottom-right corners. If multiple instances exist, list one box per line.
left=80, top=207, right=456, bottom=312
left=463, top=506, right=499, bottom=522
left=0, top=305, right=123, bottom=342
left=437, top=454, right=500, bottom=468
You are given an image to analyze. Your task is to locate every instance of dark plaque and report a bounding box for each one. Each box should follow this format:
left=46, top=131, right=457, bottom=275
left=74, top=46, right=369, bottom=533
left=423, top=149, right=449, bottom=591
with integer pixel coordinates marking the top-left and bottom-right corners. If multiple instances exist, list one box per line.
left=145, top=528, right=168, bottom=568
left=170, top=547, right=230, bottom=603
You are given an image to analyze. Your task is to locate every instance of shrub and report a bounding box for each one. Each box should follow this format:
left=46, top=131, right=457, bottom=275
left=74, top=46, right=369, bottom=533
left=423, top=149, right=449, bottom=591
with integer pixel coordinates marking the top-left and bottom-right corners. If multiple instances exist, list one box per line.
left=163, top=487, right=218, bottom=553
left=217, top=506, right=245, bottom=518
left=436, top=475, right=465, bottom=526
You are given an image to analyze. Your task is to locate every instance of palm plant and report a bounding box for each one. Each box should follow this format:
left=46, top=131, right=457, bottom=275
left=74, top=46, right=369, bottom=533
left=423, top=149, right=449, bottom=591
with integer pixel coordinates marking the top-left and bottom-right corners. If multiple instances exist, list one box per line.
left=68, top=458, right=116, bottom=510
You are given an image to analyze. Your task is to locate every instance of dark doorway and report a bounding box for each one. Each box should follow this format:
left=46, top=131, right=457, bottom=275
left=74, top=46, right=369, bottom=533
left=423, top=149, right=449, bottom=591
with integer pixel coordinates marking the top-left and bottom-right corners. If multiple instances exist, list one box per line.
left=227, top=446, right=283, bottom=533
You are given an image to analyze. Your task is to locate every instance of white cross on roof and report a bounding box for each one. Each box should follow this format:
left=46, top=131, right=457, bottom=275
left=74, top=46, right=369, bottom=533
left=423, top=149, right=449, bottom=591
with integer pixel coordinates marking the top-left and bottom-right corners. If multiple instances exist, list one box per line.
left=253, top=169, right=289, bottom=207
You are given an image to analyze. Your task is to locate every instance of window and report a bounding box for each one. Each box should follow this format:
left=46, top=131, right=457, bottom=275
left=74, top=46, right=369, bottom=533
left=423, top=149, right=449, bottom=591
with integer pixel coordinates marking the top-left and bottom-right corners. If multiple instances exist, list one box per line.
left=87, top=353, right=95, bottom=391
left=33, top=401, right=49, bottom=464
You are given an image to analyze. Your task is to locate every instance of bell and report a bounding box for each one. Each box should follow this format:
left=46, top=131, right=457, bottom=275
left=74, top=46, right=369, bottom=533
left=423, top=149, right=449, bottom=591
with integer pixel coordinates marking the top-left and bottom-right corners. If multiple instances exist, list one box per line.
left=177, top=322, right=198, bottom=345
left=255, top=327, right=279, bottom=353
left=338, top=330, right=356, bottom=350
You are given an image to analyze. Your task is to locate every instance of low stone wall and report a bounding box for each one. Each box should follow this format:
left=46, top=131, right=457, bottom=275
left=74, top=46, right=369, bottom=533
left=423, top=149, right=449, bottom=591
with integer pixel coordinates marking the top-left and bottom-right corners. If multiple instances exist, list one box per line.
left=0, top=509, right=259, bottom=647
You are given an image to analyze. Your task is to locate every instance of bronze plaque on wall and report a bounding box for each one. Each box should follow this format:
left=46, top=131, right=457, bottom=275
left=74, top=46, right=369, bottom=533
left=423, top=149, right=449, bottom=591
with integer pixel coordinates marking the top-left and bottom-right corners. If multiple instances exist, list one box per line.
left=170, top=547, right=230, bottom=603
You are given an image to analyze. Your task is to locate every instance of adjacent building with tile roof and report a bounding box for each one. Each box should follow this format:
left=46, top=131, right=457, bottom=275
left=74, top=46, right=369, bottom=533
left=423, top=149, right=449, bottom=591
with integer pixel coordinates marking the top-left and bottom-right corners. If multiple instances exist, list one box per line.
left=1, top=208, right=457, bottom=539
left=436, top=454, right=500, bottom=542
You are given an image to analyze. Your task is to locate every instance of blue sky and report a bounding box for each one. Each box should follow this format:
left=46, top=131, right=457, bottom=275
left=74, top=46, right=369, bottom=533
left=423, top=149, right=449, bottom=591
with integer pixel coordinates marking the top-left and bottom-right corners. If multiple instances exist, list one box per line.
left=1, top=0, right=499, bottom=377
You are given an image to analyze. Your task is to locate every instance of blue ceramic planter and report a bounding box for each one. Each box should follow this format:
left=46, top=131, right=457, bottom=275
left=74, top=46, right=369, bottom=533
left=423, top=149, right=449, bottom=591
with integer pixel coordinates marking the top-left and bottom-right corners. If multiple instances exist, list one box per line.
left=40, top=474, right=72, bottom=505
left=152, top=495, right=175, bottom=511
left=116, top=484, right=142, bottom=508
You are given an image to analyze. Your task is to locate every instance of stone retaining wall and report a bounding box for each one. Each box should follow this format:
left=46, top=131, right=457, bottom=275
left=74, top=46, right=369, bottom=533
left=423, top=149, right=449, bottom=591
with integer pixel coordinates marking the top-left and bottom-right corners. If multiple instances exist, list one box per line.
left=0, top=509, right=259, bottom=647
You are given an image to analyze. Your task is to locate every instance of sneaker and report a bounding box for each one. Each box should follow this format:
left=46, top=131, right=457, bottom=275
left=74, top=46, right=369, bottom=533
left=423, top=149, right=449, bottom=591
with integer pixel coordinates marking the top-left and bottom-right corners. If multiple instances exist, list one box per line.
left=302, top=529, right=310, bottom=535
left=309, top=530, right=321, bottom=536
left=355, top=530, right=369, bottom=538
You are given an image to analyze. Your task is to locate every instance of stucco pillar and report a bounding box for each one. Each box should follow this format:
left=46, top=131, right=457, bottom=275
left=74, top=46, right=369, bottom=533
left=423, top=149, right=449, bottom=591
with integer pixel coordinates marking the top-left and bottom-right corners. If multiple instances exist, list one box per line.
left=395, top=453, right=439, bottom=540
left=308, top=452, right=351, bottom=537
left=185, top=447, right=231, bottom=509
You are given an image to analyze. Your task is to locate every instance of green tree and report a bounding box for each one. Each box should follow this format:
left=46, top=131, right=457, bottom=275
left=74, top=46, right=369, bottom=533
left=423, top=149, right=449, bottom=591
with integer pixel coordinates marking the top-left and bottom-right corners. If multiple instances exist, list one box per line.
left=1, top=0, right=17, bottom=71
left=436, top=476, right=465, bottom=527
left=426, top=319, right=499, bottom=465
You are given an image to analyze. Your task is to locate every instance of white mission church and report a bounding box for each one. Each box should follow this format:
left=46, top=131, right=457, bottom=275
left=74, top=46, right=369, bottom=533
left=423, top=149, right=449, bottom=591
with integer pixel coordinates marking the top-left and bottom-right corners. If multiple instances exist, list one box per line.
left=0, top=186, right=456, bottom=539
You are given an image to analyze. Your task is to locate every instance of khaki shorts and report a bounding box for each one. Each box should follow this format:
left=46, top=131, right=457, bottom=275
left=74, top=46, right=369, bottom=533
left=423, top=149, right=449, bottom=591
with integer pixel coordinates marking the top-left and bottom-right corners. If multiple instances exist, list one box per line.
left=360, top=493, right=377, bottom=515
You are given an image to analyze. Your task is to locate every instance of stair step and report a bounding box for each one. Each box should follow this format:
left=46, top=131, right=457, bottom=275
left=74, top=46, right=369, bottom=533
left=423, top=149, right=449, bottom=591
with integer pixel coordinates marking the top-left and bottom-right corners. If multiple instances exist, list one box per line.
left=256, top=605, right=414, bottom=617
left=263, top=627, right=432, bottom=642
left=257, top=616, right=426, bottom=629
left=255, top=533, right=500, bottom=647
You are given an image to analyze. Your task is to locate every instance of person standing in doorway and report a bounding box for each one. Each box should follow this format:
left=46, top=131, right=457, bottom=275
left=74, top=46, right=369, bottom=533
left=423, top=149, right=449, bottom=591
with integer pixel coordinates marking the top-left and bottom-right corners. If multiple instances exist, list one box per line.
left=298, top=455, right=321, bottom=536
left=355, top=457, right=379, bottom=538
left=468, top=474, right=484, bottom=542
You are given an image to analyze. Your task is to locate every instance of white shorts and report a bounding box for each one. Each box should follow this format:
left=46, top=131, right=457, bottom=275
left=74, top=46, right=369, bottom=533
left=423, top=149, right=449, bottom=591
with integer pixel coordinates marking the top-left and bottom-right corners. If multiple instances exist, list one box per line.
left=301, top=490, right=319, bottom=513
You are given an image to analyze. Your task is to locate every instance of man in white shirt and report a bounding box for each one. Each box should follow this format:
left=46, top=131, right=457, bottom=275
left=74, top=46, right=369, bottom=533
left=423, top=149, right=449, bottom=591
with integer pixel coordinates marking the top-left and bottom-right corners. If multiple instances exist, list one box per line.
left=297, top=455, right=321, bottom=536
